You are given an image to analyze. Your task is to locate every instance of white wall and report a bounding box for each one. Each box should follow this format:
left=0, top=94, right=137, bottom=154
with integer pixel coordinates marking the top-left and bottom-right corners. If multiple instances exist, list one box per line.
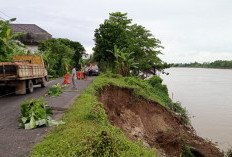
left=27, top=45, right=38, bottom=53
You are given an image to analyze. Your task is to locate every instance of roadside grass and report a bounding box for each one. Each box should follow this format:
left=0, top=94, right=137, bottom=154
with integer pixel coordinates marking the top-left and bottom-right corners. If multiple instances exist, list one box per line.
left=30, top=72, right=187, bottom=157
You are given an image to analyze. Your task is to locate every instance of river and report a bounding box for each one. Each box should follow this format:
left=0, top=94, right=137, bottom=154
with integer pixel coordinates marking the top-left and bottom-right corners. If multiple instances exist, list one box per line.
left=160, top=67, right=232, bottom=151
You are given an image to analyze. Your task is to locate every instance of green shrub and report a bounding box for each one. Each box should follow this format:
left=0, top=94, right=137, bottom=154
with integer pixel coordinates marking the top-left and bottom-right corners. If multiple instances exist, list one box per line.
left=147, top=76, right=168, bottom=95
left=147, top=76, right=163, bottom=86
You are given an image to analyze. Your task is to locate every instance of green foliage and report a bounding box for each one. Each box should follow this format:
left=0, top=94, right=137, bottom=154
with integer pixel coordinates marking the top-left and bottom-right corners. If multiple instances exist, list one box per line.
left=18, top=97, right=57, bottom=129
left=0, top=19, right=25, bottom=61
left=46, top=83, right=63, bottom=97
left=38, top=38, right=85, bottom=77
left=57, top=38, right=86, bottom=67
left=93, top=12, right=171, bottom=77
left=109, top=45, right=138, bottom=76
left=175, top=60, right=232, bottom=69
left=147, top=76, right=168, bottom=95
left=93, top=12, right=132, bottom=70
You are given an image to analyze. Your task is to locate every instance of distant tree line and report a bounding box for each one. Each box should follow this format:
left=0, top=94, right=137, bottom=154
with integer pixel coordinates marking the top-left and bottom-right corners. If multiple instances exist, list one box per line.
left=173, top=60, right=232, bottom=69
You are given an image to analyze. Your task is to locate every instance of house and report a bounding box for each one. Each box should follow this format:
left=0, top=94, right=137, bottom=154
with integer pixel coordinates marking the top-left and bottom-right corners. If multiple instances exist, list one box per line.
left=10, top=24, right=52, bottom=53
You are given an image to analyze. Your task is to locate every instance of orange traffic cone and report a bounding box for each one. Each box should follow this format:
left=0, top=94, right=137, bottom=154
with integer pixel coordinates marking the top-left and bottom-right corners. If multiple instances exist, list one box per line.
left=77, top=71, right=80, bottom=79
left=63, top=73, right=71, bottom=84
left=80, top=72, right=84, bottom=79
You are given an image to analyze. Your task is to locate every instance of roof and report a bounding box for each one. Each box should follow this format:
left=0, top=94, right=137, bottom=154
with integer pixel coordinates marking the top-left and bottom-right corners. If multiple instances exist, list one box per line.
left=10, top=24, right=51, bottom=35
left=9, top=24, right=52, bottom=45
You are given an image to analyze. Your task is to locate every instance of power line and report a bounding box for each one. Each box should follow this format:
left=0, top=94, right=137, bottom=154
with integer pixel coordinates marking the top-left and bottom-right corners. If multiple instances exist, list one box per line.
left=0, top=16, right=6, bottom=21
left=0, top=9, right=23, bottom=24
left=0, top=10, right=12, bottom=19
left=0, top=10, right=30, bottom=33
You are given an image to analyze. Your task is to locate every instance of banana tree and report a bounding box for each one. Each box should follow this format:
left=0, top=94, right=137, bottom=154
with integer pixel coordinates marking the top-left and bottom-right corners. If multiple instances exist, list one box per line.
left=110, top=45, right=138, bottom=76
left=0, top=18, right=25, bottom=61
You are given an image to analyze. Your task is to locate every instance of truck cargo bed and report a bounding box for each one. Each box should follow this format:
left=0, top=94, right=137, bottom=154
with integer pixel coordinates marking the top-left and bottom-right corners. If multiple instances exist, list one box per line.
left=0, top=62, right=47, bottom=80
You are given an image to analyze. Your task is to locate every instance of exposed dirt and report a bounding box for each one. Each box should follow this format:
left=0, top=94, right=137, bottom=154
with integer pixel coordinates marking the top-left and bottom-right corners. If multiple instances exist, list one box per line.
left=99, top=85, right=223, bottom=157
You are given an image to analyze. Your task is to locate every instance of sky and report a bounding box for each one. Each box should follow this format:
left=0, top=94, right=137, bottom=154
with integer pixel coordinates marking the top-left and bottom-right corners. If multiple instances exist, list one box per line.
left=1, top=0, right=232, bottom=63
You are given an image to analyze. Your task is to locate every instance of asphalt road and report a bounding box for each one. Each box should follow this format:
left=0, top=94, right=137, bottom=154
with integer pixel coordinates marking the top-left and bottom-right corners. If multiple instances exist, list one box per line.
left=0, top=77, right=95, bottom=157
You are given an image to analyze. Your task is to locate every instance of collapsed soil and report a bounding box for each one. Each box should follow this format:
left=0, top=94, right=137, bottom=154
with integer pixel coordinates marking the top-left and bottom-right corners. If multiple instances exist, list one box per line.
left=99, top=85, right=223, bottom=157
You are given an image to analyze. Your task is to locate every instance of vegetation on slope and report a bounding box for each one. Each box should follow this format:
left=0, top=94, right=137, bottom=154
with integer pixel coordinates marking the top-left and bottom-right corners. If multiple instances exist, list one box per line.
left=31, top=72, right=188, bottom=156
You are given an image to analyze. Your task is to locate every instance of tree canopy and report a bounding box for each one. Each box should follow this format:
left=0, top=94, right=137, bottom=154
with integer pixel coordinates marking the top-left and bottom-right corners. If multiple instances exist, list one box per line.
left=93, top=12, right=170, bottom=77
left=38, top=38, right=85, bottom=77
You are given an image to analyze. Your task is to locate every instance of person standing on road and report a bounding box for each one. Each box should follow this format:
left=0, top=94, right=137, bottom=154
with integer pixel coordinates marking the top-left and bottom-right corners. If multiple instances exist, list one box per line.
left=84, top=66, right=89, bottom=80
left=72, top=66, right=77, bottom=89
left=89, top=64, right=92, bottom=77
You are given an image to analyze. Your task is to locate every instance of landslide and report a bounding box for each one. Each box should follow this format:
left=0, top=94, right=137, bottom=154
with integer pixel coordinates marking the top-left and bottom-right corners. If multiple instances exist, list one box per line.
left=99, top=85, right=223, bottom=157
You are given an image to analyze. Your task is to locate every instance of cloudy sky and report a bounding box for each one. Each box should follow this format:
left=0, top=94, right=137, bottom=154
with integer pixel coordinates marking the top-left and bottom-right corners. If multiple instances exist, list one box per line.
left=1, top=0, right=232, bottom=63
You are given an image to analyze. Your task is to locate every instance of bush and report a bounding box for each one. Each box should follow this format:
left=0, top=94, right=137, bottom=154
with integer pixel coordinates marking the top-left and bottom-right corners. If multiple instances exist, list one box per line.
left=147, top=76, right=163, bottom=86
left=147, top=76, right=168, bottom=95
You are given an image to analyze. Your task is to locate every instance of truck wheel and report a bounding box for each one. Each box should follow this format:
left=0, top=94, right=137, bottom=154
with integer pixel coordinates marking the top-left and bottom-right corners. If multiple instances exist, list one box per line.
left=27, top=80, right=34, bottom=93
left=41, top=77, right=47, bottom=87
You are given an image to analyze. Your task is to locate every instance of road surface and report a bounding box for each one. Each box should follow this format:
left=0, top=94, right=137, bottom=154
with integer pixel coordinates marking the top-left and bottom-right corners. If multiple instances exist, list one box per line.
left=0, top=77, right=95, bottom=157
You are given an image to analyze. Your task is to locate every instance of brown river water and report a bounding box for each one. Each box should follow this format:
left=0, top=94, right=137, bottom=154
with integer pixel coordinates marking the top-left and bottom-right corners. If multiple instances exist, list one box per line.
left=160, top=67, right=232, bottom=151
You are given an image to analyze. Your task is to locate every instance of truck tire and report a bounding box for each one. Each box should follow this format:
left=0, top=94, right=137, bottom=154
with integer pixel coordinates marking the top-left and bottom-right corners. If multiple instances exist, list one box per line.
left=41, top=77, right=47, bottom=87
left=27, top=80, right=34, bottom=93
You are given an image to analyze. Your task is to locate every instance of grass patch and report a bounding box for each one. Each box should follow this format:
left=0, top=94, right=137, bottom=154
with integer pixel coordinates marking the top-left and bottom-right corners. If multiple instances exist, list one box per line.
left=30, top=72, right=188, bottom=157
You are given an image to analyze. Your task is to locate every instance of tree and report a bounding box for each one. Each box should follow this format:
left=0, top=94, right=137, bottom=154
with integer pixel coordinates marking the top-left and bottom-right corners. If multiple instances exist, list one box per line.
left=57, top=38, right=86, bottom=67
left=110, top=45, right=138, bottom=76
left=38, top=38, right=75, bottom=77
left=0, top=18, right=25, bottom=61
left=93, top=12, right=171, bottom=77
left=128, top=24, right=169, bottom=77
left=93, top=12, right=132, bottom=70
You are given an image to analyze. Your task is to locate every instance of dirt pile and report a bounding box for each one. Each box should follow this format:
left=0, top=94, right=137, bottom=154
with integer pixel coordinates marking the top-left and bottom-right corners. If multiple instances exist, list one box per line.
left=99, top=85, right=223, bottom=157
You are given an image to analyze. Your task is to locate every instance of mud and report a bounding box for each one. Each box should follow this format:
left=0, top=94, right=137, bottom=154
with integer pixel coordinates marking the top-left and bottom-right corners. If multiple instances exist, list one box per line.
left=99, top=85, right=223, bottom=157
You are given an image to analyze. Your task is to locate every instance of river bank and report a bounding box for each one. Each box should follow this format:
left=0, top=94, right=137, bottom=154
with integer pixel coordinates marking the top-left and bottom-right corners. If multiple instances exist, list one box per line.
left=30, top=73, right=223, bottom=156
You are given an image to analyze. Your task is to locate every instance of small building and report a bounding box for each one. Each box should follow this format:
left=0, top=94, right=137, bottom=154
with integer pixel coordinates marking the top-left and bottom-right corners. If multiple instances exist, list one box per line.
left=10, top=24, right=52, bottom=53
